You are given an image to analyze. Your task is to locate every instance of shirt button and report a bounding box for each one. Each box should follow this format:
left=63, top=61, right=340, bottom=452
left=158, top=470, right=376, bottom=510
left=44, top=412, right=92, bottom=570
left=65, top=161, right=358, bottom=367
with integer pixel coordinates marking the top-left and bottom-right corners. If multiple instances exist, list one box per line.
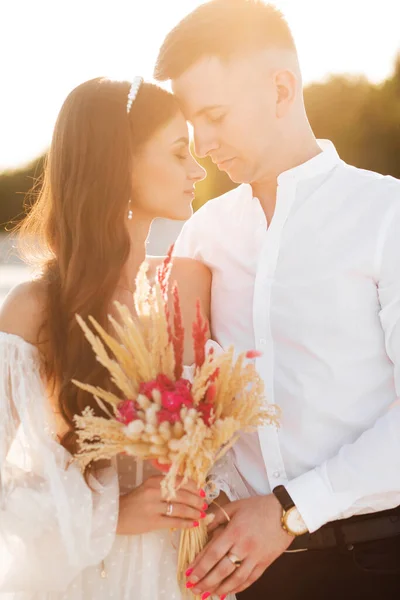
left=273, top=471, right=281, bottom=478
left=259, top=338, right=267, bottom=346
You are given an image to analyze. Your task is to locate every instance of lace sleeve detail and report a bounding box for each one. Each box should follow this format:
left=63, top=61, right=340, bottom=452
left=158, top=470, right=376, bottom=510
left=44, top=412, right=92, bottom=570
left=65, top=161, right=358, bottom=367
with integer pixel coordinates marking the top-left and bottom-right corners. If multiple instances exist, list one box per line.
left=0, top=333, right=119, bottom=592
left=205, top=451, right=251, bottom=503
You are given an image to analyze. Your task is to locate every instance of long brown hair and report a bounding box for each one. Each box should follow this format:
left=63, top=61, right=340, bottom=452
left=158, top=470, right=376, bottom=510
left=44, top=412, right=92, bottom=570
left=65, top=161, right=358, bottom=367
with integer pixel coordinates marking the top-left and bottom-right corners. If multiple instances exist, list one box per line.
left=17, top=77, right=179, bottom=452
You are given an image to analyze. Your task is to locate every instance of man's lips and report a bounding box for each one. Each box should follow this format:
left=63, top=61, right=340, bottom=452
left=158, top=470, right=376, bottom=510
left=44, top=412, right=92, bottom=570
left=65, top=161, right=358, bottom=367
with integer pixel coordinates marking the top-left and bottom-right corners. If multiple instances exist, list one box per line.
left=214, top=158, right=235, bottom=168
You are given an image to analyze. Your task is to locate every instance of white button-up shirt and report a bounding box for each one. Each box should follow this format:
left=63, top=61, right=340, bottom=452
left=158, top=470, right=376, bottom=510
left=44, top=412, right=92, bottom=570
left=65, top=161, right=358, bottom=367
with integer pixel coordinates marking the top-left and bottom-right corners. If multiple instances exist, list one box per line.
left=174, top=140, right=400, bottom=533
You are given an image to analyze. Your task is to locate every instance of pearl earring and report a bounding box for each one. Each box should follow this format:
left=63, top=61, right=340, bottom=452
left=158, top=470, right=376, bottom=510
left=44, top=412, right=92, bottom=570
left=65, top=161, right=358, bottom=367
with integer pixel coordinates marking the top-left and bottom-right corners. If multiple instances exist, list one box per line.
left=127, top=200, right=133, bottom=220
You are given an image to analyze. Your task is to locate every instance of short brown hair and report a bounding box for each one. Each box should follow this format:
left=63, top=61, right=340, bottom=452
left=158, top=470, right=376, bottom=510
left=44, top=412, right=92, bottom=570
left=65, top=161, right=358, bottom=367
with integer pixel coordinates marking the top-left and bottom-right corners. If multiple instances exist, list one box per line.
left=154, top=0, right=296, bottom=81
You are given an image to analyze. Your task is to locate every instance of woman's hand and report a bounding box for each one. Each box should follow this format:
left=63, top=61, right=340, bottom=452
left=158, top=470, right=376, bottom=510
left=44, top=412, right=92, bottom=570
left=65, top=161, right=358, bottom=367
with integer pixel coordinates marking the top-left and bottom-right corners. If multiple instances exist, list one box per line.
left=117, top=475, right=208, bottom=536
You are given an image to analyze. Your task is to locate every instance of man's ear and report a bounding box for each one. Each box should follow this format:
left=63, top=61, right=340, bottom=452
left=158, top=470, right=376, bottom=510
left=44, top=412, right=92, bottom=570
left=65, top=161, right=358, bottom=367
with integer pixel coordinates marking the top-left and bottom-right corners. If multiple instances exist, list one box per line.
left=273, top=69, right=297, bottom=118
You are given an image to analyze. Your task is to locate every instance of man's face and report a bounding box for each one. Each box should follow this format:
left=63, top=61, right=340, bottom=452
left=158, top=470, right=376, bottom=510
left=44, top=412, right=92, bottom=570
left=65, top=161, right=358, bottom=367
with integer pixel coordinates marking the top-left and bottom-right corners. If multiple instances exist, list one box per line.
left=172, top=54, right=281, bottom=184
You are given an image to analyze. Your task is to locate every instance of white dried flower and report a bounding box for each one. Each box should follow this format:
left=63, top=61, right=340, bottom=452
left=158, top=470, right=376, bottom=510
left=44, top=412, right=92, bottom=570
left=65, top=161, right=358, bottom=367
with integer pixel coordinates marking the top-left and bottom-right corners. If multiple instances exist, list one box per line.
left=150, top=434, right=165, bottom=445
left=173, top=422, right=184, bottom=438
left=145, top=423, right=157, bottom=435
left=183, top=416, right=195, bottom=432
left=136, top=394, right=151, bottom=410
left=124, top=420, right=145, bottom=437
left=159, top=421, right=172, bottom=441
left=168, top=439, right=183, bottom=452
left=151, top=388, right=162, bottom=405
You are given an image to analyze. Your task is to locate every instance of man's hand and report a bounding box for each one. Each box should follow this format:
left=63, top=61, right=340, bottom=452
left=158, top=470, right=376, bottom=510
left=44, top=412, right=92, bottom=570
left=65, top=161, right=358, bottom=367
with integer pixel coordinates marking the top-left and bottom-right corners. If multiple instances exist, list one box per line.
left=186, top=494, right=293, bottom=598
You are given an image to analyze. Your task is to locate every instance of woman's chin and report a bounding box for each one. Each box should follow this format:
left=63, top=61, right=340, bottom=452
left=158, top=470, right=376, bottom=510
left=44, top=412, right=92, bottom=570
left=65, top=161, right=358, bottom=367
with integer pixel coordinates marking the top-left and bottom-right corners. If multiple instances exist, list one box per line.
left=166, top=206, right=193, bottom=222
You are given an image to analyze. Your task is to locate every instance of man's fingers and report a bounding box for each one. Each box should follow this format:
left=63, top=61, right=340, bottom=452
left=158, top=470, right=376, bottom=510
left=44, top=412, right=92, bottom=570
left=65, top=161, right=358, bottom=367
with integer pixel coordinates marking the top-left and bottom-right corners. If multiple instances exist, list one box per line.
left=212, top=558, right=255, bottom=597
left=186, top=526, right=234, bottom=585
left=190, top=555, right=236, bottom=595
left=231, top=564, right=266, bottom=594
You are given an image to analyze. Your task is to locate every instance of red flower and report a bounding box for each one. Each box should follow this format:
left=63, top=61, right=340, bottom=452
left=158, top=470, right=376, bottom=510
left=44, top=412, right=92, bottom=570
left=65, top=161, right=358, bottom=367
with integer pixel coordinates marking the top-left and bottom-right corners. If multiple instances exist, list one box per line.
left=192, top=300, right=209, bottom=368
left=198, top=403, right=213, bottom=426
left=246, top=350, right=262, bottom=359
left=205, top=384, right=217, bottom=404
left=116, top=400, right=138, bottom=425
left=157, top=408, right=182, bottom=425
left=139, top=374, right=175, bottom=398
left=172, top=284, right=185, bottom=380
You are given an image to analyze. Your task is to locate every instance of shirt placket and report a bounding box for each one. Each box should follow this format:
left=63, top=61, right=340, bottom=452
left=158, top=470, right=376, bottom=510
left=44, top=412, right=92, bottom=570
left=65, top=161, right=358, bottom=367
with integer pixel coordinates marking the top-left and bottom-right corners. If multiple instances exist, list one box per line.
left=253, top=178, right=297, bottom=491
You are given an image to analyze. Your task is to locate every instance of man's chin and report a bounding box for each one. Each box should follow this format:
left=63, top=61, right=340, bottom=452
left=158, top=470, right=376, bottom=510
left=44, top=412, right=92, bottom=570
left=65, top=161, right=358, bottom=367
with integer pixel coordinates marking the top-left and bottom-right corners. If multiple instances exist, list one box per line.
left=222, top=165, right=250, bottom=185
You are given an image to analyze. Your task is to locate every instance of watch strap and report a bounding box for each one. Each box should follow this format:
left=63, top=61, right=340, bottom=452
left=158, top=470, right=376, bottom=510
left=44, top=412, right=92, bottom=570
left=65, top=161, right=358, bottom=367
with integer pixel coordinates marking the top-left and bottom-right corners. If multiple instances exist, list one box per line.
left=272, top=485, right=295, bottom=512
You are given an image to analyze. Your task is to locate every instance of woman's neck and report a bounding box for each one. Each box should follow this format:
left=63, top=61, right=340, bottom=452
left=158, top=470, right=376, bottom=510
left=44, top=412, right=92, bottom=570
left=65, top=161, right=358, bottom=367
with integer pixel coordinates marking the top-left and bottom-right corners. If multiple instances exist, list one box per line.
left=118, top=213, right=152, bottom=292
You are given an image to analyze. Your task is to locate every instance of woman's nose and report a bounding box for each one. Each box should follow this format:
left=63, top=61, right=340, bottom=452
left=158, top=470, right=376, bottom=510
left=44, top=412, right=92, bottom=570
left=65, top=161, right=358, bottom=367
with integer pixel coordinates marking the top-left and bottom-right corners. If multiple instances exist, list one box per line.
left=189, top=158, right=206, bottom=183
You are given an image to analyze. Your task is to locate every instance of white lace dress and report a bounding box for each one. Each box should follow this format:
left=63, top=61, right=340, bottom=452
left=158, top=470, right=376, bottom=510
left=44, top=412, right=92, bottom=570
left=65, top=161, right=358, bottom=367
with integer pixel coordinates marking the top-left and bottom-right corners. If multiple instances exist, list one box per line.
left=0, top=333, right=247, bottom=599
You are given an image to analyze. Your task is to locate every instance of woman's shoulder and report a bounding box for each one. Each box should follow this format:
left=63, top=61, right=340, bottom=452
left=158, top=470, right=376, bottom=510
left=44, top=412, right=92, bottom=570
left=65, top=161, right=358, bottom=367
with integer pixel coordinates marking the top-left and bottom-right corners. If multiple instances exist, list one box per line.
left=0, top=278, right=47, bottom=347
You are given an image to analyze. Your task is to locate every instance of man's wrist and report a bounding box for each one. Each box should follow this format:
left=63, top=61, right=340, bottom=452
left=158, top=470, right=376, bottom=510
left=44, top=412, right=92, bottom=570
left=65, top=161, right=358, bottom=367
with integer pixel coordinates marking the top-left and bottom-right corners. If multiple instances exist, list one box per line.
left=272, top=485, right=308, bottom=537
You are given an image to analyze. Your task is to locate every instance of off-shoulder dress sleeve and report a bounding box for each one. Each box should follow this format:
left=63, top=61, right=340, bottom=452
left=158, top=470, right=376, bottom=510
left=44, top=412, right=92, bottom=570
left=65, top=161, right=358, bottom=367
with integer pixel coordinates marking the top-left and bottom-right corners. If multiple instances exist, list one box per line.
left=0, top=332, right=119, bottom=593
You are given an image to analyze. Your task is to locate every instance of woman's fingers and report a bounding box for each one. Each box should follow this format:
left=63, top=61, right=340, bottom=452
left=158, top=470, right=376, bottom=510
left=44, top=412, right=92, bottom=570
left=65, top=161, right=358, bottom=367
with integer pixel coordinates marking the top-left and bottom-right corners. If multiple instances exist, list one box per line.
left=173, top=489, right=208, bottom=511
left=159, top=500, right=206, bottom=522
left=159, top=516, right=201, bottom=530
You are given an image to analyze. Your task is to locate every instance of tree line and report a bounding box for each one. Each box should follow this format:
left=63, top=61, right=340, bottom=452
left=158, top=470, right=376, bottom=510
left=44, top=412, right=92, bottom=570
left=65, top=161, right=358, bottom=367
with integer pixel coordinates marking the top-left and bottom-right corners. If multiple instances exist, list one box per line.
left=1, top=57, right=399, bottom=229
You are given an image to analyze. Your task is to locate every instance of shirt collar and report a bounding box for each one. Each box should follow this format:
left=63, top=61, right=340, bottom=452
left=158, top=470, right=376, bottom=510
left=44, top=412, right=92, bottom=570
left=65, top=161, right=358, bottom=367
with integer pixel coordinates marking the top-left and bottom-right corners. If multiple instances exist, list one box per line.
left=277, top=139, right=341, bottom=185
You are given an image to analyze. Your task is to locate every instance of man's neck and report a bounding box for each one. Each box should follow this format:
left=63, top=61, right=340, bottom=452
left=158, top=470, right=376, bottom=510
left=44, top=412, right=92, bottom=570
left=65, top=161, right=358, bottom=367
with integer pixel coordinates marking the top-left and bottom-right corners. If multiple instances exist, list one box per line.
left=251, top=137, right=321, bottom=226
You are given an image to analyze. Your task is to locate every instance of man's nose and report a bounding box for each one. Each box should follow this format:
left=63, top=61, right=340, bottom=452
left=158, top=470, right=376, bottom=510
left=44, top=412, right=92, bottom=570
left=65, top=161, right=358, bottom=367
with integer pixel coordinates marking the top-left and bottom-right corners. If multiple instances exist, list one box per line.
left=193, top=129, right=219, bottom=159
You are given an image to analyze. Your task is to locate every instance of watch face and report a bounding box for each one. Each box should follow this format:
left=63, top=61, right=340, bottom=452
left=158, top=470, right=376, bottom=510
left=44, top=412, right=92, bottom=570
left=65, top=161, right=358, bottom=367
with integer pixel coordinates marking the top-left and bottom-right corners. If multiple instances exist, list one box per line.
left=285, top=507, right=308, bottom=535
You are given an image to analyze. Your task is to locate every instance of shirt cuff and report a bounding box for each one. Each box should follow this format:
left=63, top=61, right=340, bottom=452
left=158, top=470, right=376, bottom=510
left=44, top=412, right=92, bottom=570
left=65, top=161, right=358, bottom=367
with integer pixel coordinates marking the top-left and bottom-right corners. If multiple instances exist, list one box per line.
left=285, top=468, right=343, bottom=533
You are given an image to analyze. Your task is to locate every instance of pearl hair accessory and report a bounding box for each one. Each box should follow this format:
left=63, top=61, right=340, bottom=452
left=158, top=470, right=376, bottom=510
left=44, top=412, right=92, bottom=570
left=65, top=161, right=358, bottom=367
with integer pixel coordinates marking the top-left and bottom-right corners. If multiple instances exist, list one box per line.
left=126, top=76, right=143, bottom=114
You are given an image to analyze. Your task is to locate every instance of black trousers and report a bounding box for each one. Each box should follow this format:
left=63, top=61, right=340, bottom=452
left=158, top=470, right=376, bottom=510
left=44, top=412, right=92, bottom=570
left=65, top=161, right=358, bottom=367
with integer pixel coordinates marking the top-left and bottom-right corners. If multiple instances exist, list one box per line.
left=238, top=535, right=400, bottom=600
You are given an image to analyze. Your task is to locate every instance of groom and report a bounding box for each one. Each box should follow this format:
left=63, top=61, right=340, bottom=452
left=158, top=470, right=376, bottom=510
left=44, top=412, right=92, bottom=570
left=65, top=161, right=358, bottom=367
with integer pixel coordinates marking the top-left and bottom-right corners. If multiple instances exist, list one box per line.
left=155, top=1, right=400, bottom=599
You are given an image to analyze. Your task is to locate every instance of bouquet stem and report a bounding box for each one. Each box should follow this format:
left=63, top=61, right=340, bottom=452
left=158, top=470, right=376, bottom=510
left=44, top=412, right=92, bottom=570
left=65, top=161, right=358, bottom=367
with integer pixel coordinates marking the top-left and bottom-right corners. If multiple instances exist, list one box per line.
left=177, top=521, right=208, bottom=598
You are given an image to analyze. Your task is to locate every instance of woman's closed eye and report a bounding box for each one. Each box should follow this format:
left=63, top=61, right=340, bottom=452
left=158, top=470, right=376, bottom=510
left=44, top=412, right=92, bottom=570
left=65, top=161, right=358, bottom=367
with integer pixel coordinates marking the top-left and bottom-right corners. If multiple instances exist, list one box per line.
left=207, top=112, right=226, bottom=124
left=175, top=151, right=188, bottom=161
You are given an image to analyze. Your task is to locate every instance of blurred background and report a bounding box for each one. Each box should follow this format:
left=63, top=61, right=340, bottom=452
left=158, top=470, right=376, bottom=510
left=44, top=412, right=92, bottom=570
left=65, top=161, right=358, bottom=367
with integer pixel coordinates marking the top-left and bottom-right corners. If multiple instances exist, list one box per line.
left=1, top=0, right=400, bottom=306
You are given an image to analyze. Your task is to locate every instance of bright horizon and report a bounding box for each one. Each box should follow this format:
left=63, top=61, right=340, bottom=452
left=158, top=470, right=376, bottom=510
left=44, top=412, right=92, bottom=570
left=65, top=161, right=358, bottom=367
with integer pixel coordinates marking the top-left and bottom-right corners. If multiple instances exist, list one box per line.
left=1, top=0, right=399, bottom=171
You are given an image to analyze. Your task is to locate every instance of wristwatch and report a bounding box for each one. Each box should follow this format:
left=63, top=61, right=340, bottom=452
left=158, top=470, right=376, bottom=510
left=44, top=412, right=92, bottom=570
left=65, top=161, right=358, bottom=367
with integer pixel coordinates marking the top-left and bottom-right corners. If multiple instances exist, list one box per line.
left=272, top=485, right=308, bottom=537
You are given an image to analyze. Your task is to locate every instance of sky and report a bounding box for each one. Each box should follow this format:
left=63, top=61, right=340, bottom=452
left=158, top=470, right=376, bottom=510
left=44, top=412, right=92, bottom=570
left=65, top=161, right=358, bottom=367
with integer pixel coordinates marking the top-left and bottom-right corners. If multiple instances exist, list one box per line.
left=1, top=0, right=399, bottom=171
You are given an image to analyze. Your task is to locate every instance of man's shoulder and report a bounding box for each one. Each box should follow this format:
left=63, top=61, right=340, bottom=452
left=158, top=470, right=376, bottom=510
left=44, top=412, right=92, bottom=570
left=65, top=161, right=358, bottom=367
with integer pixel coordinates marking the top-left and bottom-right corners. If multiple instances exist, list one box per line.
left=341, top=162, right=400, bottom=194
left=339, top=163, right=400, bottom=214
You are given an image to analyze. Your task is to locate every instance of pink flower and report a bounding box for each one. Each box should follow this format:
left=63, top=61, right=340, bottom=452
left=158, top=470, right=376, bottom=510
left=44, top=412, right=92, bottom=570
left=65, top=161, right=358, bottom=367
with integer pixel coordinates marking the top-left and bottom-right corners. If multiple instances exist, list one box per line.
left=117, top=400, right=138, bottom=425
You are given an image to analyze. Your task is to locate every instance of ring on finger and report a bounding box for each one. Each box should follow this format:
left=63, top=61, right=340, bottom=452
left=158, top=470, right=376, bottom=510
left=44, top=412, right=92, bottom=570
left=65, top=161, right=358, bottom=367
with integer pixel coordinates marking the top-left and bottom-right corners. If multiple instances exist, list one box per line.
left=165, top=502, right=173, bottom=517
left=226, top=552, right=243, bottom=568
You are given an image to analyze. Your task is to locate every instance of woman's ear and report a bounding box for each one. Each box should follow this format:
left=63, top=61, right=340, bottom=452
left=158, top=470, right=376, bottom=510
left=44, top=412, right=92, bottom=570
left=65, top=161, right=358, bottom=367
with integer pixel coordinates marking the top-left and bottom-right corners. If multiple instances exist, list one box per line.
left=274, top=69, right=297, bottom=118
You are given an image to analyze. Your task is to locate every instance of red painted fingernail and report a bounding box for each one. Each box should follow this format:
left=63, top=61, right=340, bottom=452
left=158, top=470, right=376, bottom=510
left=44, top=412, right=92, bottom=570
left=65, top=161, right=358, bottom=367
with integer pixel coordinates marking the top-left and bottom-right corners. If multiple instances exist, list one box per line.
left=193, top=521, right=200, bottom=527
left=200, top=489, right=206, bottom=498
left=202, top=502, right=208, bottom=510
left=201, top=593, right=211, bottom=600
left=186, top=581, right=195, bottom=589
left=185, top=567, right=193, bottom=577
left=200, top=511, right=206, bottom=519
left=220, top=595, right=227, bottom=600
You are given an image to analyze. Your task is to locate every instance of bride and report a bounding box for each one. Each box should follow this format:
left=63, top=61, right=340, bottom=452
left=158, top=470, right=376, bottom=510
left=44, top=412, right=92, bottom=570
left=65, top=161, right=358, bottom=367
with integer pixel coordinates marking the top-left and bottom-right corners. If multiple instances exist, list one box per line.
left=0, top=77, right=235, bottom=599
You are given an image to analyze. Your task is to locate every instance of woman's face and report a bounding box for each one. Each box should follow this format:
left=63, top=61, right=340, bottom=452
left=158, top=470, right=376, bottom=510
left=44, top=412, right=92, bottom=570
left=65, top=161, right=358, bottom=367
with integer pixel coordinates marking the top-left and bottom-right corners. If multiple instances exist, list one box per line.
left=131, top=111, right=206, bottom=221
